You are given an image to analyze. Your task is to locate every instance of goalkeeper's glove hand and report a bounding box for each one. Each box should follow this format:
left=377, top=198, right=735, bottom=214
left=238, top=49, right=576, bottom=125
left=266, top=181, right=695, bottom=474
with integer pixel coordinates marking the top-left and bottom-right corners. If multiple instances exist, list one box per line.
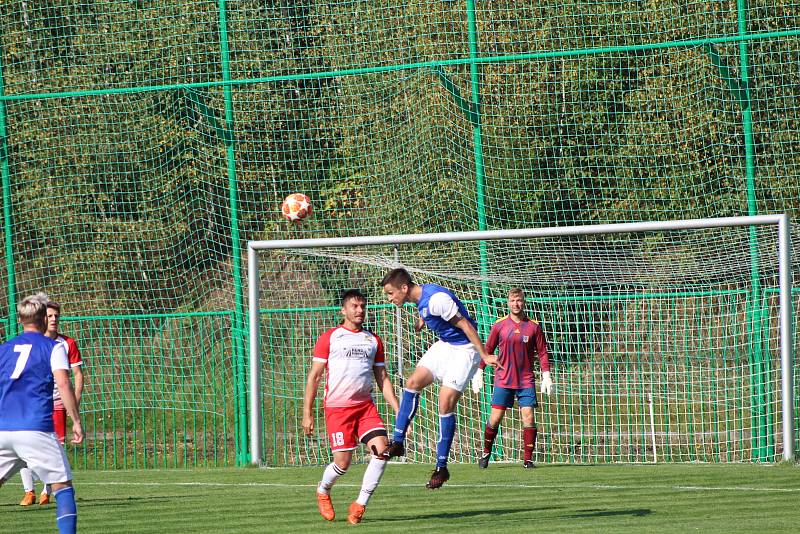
left=540, top=371, right=553, bottom=395
left=471, top=371, right=484, bottom=394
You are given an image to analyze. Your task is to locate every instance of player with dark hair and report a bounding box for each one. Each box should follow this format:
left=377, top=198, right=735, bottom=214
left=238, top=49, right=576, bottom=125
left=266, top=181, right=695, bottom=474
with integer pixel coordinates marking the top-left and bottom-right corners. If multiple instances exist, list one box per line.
left=302, top=289, right=399, bottom=524
left=472, top=288, right=553, bottom=469
left=380, top=268, right=498, bottom=489
left=0, top=292, right=83, bottom=534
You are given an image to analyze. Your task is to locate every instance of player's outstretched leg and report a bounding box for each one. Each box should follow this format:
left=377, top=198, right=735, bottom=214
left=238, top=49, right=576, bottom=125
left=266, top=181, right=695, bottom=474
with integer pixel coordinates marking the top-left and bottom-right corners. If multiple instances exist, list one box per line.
left=427, top=412, right=455, bottom=489
left=383, top=389, right=419, bottom=458
left=522, top=426, right=538, bottom=469
left=479, top=423, right=499, bottom=469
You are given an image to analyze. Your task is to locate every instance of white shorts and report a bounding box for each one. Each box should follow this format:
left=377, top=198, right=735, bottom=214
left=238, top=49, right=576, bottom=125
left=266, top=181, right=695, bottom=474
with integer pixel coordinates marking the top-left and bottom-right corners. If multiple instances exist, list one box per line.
left=0, top=431, right=72, bottom=484
left=417, top=340, right=481, bottom=392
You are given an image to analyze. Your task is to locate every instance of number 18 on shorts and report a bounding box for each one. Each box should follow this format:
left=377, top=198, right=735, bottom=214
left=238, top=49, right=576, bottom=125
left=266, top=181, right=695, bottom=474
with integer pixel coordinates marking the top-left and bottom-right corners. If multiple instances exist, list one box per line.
left=324, top=401, right=386, bottom=452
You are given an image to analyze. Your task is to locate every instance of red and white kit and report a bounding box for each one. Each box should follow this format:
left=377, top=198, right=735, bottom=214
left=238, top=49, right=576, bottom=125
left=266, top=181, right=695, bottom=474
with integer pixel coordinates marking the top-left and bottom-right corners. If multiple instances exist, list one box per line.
left=313, top=326, right=386, bottom=452
left=51, top=334, right=83, bottom=443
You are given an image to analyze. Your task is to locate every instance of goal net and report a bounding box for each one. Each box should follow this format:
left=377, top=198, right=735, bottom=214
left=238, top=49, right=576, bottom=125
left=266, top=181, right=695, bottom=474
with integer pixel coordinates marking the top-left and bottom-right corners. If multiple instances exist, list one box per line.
left=249, top=216, right=794, bottom=466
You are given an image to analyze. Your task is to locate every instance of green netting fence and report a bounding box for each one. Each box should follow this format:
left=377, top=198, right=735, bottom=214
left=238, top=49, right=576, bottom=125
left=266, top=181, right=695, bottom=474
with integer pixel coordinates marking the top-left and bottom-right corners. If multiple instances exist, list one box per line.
left=250, top=224, right=794, bottom=466
left=1, top=1, right=798, bottom=467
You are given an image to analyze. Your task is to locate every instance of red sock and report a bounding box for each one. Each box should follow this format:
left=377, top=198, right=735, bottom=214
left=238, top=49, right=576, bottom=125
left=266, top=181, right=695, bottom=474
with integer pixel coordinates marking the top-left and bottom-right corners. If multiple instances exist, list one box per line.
left=523, top=426, right=537, bottom=461
left=483, top=424, right=498, bottom=454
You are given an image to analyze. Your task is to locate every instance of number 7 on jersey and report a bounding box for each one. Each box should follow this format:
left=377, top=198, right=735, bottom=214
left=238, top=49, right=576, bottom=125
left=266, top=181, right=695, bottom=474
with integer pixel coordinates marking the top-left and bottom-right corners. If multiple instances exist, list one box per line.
left=10, top=344, right=33, bottom=379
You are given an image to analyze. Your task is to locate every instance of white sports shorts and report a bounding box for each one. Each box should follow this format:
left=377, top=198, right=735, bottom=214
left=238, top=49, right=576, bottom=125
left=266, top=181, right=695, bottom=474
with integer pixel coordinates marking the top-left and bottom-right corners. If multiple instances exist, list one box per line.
left=0, top=430, right=73, bottom=484
left=417, top=340, right=481, bottom=392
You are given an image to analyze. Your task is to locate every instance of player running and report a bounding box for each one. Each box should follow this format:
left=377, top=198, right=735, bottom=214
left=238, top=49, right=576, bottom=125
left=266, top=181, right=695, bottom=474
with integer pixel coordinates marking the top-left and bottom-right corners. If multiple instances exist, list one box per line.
left=0, top=293, right=84, bottom=534
left=302, top=289, right=399, bottom=525
left=380, top=268, right=498, bottom=489
left=19, top=299, right=85, bottom=506
left=472, top=288, right=553, bottom=469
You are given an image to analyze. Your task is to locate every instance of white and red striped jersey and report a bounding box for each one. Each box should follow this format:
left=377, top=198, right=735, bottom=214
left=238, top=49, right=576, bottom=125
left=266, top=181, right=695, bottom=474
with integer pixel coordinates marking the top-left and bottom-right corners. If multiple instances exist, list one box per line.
left=313, top=326, right=384, bottom=408
left=52, top=333, right=83, bottom=407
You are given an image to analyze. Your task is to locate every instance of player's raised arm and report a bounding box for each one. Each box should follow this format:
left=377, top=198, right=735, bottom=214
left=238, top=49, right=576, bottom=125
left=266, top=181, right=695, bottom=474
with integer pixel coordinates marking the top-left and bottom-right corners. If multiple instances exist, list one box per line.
left=302, top=360, right=326, bottom=436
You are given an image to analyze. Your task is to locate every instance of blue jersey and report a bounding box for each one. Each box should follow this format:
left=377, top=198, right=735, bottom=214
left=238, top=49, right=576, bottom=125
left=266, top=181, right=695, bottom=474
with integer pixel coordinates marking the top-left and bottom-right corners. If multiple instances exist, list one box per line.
left=0, top=331, right=65, bottom=432
left=417, top=284, right=477, bottom=345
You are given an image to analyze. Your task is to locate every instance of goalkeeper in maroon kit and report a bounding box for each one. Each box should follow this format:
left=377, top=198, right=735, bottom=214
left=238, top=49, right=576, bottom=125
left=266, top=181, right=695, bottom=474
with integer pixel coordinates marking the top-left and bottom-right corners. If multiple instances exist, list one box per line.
left=472, top=288, right=553, bottom=468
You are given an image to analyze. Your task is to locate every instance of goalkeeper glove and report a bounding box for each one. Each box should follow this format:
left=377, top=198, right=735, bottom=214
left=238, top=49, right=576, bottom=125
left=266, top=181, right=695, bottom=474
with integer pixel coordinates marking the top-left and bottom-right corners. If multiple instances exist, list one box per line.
left=540, top=371, right=553, bottom=395
left=471, top=371, right=484, bottom=394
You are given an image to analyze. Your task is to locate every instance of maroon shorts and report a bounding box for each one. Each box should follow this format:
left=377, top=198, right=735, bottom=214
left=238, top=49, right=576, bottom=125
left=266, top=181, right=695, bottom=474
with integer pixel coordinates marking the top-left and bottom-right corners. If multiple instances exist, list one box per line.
left=324, top=401, right=386, bottom=452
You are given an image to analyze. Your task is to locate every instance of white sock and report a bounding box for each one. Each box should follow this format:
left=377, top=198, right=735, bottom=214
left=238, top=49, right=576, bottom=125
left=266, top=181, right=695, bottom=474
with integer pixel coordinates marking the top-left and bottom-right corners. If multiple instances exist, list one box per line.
left=318, top=462, right=347, bottom=495
left=356, top=455, right=388, bottom=506
left=20, top=468, right=35, bottom=493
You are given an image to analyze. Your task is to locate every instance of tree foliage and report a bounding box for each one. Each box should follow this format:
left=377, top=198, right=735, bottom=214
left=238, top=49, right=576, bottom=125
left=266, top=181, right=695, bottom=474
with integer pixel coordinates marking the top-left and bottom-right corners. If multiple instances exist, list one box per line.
left=0, top=0, right=797, bottom=317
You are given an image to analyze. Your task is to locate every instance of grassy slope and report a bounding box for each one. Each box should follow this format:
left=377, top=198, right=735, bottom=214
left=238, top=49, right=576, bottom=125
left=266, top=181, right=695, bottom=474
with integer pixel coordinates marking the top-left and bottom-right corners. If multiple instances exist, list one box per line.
left=2, top=463, right=798, bottom=533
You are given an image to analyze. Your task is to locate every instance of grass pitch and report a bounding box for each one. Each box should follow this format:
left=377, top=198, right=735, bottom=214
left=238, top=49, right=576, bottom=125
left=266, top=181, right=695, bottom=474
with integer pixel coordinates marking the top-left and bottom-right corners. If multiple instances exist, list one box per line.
left=2, top=463, right=798, bottom=533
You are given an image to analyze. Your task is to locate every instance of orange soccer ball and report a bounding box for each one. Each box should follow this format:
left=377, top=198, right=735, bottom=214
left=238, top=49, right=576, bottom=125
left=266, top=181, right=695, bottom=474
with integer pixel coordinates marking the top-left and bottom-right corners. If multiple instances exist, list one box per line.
left=281, top=193, right=312, bottom=222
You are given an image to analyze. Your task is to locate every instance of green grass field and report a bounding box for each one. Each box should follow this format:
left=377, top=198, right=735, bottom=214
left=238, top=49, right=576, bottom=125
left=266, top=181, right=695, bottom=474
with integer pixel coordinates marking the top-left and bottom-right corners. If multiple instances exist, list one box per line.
left=3, top=463, right=799, bottom=533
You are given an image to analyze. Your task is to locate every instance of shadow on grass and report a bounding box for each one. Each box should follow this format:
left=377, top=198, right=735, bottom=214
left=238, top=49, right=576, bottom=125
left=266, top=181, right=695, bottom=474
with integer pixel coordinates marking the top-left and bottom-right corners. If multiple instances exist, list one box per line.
left=482, top=464, right=662, bottom=473
left=1, top=495, right=188, bottom=511
left=563, top=508, right=652, bottom=518
left=377, top=505, right=564, bottom=522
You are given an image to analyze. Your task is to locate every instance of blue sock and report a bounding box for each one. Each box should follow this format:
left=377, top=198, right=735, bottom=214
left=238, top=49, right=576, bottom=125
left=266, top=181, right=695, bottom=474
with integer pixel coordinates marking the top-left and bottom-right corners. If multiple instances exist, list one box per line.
left=392, top=389, right=420, bottom=442
left=54, top=486, right=77, bottom=534
left=436, top=413, right=456, bottom=468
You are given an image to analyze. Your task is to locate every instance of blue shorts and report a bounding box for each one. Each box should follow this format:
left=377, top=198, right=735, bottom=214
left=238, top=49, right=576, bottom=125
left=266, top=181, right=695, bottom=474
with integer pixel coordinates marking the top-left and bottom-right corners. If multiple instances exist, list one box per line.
left=491, top=386, right=538, bottom=410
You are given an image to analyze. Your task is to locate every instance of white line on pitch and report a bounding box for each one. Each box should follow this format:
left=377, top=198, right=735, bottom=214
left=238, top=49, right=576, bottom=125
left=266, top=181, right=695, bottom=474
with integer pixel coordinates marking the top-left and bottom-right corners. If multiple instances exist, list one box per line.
left=77, top=481, right=800, bottom=492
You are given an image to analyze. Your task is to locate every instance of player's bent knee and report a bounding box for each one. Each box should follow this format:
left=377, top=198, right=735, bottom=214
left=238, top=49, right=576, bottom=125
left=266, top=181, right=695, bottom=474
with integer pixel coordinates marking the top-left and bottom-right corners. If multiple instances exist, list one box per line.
left=406, top=367, right=433, bottom=390
left=333, top=459, right=351, bottom=471
left=489, top=407, right=507, bottom=427
left=439, top=389, right=462, bottom=412
left=49, top=481, right=72, bottom=492
left=405, top=377, right=422, bottom=390
left=360, top=428, right=388, bottom=446
left=520, top=408, right=536, bottom=425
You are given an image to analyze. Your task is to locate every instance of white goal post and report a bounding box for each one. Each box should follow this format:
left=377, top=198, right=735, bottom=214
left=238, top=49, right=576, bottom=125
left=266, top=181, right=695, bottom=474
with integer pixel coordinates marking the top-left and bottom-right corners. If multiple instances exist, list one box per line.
left=247, top=214, right=794, bottom=465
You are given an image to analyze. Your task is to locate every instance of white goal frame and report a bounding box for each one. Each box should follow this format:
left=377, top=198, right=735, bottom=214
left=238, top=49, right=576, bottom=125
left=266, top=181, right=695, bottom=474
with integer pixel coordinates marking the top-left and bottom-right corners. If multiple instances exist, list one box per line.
left=247, top=214, right=794, bottom=465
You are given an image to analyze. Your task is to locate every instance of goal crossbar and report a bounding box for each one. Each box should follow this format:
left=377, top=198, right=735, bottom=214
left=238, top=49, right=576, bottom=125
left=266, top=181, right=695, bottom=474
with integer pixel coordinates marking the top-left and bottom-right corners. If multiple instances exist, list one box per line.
left=247, top=214, right=794, bottom=465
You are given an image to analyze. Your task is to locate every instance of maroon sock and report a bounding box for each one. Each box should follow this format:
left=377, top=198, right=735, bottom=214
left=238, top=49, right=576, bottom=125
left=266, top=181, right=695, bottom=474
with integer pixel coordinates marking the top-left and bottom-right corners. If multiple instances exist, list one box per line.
left=483, top=424, right=499, bottom=454
left=523, top=426, right=537, bottom=461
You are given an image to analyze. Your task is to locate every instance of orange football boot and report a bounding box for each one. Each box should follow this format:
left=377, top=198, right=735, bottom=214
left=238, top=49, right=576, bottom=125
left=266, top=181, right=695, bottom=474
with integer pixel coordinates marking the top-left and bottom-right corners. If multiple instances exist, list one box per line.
left=19, top=491, right=36, bottom=506
left=316, top=491, right=335, bottom=521
left=347, top=502, right=366, bottom=525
